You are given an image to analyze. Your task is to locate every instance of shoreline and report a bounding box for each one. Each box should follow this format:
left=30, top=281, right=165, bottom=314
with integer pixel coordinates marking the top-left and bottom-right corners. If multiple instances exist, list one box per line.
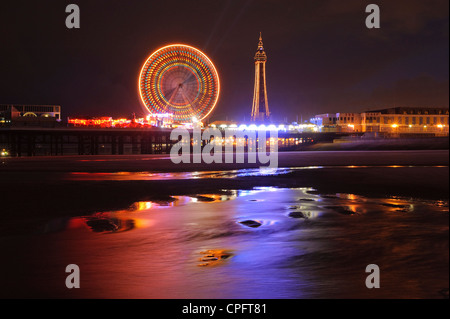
left=0, top=150, right=448, bottom=222
left=0, top=150, right=448, bottom=172
left=0, top=170, right=448, bottom=221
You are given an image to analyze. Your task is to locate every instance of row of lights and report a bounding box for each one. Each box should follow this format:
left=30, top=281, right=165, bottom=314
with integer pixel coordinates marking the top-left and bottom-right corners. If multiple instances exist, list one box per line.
left=391, top=124, right=446, bottom=128
left=209, top=123, right=318, bottom=132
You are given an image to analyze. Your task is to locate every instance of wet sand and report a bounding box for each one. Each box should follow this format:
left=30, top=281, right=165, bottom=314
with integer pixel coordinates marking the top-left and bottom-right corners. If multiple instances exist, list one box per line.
left=0, top=185, right=448, bottom=299
left=1, top=150, right=448, bottom=172
left=0, top=150, right=448, bottom=222
left=0, top=150, right=448, bottom=299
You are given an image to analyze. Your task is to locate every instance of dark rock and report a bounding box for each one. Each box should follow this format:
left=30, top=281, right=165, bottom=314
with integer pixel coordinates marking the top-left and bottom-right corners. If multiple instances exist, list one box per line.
left=321, top=195, right=339, bottom=199
left=85, top=218, right=119, bottom=232
left=194, top=195, right=216, bottom=202
left=324, top=206, right=356, bottom=215
left=238, top=220, right=262, bottom=228
left=288, top=211, right=307, bottom=219
left=201, top=256, right=219, bottom=262
left=382, top=203, right=409, bottom=209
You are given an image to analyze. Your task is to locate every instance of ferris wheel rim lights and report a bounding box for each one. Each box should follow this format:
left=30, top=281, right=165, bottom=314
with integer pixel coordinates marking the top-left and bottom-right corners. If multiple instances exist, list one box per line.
left=138, top=44, right=220, bottom=123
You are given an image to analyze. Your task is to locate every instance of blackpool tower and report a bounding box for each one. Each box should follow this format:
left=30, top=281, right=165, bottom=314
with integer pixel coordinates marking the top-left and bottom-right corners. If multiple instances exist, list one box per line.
left=251, top=33, right=270, bottom=122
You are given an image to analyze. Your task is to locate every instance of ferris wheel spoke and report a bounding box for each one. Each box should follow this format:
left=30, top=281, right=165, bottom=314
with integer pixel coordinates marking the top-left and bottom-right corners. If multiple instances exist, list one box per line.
left=182, top=73, right=197, bottom=85
left=167, top=86, right=181, bottom=105
left=163, top=86, right=177, bottom=98
left=180, top=90, right=198, bottom=115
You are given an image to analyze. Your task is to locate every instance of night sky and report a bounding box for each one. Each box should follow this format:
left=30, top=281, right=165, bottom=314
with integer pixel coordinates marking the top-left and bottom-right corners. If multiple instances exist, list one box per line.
left=0, top=0, right=448, bottom=122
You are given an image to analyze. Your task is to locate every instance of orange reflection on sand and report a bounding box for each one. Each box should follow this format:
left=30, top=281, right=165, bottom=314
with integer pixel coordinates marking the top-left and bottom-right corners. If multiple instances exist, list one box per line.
left=198, top=249, right=233, bottom=267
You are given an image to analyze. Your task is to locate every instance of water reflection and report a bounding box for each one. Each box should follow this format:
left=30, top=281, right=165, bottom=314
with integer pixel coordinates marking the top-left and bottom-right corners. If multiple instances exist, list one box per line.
left=19, top=187, right=450, bottom=298
left=84, top=216, right=135, bottom=233
left=198, top=249, right=234, bottom=267
left=67, top=169, right=296, bottom=181
left=65, top=165, right=447, bottom=181
left=43, top=193, right=238, bottom=235
left=53, top=213, right=153, bottom=234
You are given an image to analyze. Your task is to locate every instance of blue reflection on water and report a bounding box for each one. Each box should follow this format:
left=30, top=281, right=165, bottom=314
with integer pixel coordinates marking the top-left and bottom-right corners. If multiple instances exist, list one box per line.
left=15, top=186, right=450, bottom=298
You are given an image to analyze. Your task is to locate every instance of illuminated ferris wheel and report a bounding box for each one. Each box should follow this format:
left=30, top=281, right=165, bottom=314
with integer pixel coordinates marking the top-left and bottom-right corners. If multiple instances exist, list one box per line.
left=138, top=44, right=220, bottom=123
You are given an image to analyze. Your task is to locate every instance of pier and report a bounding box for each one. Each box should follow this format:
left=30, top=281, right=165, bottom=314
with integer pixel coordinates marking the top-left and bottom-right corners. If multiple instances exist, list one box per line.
left=0, top=127, right=357, bottom=157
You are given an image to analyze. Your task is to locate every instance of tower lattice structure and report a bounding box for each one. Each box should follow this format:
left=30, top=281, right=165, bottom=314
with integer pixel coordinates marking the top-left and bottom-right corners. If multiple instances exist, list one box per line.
left=251, top=33, right=270, bottom=122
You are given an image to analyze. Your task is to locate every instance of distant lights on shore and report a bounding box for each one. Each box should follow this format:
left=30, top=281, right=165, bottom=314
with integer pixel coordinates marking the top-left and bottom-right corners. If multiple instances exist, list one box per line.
left=210, top=123, right=317, bottom=132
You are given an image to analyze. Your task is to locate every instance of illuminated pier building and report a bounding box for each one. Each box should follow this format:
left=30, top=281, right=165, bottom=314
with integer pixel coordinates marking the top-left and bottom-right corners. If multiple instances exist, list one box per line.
left=67, top=113, right=174, bottom=129
left=311, top=107, right=449, bottom=135
left=0, top=104, right=61, bottom=127
left=251, top=33, right=270, bottom=122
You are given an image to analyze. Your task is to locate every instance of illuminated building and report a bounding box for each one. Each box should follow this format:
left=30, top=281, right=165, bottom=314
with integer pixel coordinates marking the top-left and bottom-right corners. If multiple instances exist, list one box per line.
left=144, top=113, right=174, bottom=127
left=208, top=121, right=238, bottom=130
left=0, top=104, right=61, bottom=127
left=361, top=107, right=449, bottom=134
left=310, top=113, right=360, bottom=132
left=311, top=107, right=449, bottom=135
left=68, top=117, right=115, bottom=128
left=67, top=113, right=174, bottom=128
left=207, top=121, right=317, bottom=133
left=251, top=33, right=270, bottom=122
left=138, top=44, right=220, bottom=123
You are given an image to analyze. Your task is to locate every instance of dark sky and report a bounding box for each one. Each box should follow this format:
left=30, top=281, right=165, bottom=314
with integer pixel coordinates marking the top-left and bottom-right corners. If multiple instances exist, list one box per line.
left=0, top=0, right=448, bottom=122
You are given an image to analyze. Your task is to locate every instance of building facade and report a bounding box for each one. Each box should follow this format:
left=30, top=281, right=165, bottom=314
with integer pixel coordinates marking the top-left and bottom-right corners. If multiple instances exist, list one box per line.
left=0, top=104, right=61, bottom=127
left=311, top=107, right=449, bottom=135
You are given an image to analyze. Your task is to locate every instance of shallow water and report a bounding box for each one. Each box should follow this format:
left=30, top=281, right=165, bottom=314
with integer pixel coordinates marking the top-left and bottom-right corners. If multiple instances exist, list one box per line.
left=64, top=165, right=447, bottom=181
left=1, top=187, right=447, bottom=299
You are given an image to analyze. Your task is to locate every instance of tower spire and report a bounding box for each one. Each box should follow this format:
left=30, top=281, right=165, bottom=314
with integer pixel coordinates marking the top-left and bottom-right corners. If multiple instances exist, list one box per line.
left=258, top=32, right=264, bottom=49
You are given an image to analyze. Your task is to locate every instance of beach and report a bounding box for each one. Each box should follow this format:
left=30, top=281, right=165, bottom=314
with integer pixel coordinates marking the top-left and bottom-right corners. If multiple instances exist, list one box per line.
left=0, top=150, right=448, bottom=299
